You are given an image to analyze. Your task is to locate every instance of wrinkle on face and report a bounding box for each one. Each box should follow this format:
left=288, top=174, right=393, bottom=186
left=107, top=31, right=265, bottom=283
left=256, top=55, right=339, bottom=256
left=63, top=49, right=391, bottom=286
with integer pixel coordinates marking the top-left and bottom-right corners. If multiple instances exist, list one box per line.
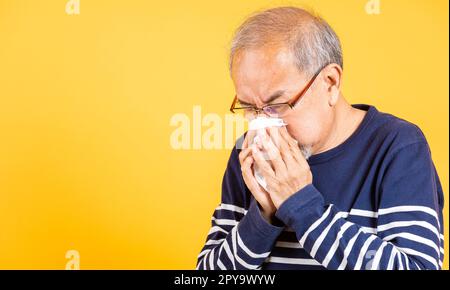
left=231, top=46, right=307, bottom=108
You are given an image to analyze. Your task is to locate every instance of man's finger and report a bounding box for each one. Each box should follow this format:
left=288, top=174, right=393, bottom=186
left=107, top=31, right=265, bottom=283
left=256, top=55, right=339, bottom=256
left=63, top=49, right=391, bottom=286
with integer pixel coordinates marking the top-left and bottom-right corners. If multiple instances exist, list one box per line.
left=243, top=130, right=256, bottom=150
left=279, top=127, right=302, bottom=160
left=239, top=147, right=253, bottom=165
left=258, top=129, right=286, bottom=173
left=268, top=127, right=296, bottom=170
left=241, top=156, right=269, bottom=199
left=251, top=143, right=275, bottom=177
left=280, top=127, right=308, bottom=167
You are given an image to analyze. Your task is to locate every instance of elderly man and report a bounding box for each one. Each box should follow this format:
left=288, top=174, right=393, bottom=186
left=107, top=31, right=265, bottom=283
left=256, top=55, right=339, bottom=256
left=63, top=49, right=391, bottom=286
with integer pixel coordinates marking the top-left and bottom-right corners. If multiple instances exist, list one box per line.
left=196, top=7, right=444, bottom=270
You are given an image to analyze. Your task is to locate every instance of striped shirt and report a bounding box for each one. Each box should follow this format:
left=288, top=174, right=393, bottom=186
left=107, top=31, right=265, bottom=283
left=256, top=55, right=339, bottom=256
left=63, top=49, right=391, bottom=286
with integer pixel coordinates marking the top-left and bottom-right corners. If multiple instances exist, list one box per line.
left=196, top=104, right=445, bottom=270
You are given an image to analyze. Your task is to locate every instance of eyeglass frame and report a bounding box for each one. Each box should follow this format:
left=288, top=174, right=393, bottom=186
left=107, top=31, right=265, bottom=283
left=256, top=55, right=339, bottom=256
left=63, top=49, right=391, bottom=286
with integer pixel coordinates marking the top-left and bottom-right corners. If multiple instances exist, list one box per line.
left=229, top=65, right=327, bottom=117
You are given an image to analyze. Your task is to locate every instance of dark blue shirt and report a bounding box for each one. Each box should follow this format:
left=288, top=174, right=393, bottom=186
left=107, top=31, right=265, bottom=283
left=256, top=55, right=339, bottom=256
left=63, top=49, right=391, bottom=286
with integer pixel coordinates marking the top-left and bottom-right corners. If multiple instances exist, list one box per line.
left=197, top=104, right=444, bottom=270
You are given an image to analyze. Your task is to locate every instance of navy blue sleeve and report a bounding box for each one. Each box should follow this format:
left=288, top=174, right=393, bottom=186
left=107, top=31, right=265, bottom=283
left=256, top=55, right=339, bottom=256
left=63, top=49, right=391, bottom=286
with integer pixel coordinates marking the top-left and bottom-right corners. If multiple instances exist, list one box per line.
left=275, top=140, right=444, bottom=270
left=196, top=146, right=284, bottom=270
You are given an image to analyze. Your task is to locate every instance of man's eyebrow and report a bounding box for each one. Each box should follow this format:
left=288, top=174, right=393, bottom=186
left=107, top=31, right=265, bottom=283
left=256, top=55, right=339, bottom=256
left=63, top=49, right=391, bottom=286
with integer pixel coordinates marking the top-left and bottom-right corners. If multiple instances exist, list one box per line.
left=264, top=90, right=286, bottom=104
left=237, top=90, right=286, bottom=107
left=237, top=99, right=253, bottom=106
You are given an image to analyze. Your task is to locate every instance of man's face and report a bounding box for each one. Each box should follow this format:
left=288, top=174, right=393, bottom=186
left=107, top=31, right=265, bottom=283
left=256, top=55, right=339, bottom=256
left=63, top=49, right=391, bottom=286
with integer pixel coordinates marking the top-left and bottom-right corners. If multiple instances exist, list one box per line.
left=231, top=46, right=336, bottom=154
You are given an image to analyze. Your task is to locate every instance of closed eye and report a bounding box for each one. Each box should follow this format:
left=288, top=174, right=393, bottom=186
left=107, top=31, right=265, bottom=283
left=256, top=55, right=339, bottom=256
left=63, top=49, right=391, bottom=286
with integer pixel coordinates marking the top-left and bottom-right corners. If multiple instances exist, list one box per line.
left=236, top=99, right=253, bottom=107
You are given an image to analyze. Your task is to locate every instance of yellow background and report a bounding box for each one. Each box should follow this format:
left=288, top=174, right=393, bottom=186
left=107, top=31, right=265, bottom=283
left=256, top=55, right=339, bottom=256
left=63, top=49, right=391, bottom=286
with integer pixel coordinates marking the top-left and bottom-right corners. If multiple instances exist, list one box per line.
left=0, top=0, right=448, bottom=269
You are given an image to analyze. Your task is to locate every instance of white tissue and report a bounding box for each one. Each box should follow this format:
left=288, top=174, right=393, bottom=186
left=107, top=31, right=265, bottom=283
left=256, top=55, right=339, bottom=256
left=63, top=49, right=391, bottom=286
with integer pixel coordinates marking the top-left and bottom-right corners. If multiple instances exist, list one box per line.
left=248, top=117, right=286, bottom=131
left=248, top=117, right=286, bottom=191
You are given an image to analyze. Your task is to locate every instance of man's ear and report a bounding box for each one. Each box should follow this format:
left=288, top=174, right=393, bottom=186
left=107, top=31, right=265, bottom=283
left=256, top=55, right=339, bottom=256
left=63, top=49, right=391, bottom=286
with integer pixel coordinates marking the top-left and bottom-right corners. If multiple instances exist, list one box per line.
left=323, top=64, right=342, bottom=107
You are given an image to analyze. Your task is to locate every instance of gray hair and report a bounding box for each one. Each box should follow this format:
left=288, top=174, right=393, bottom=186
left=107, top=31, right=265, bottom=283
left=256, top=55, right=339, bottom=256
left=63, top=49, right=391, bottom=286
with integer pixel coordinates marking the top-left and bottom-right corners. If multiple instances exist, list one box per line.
left=229, top=7, right=343, bottom=76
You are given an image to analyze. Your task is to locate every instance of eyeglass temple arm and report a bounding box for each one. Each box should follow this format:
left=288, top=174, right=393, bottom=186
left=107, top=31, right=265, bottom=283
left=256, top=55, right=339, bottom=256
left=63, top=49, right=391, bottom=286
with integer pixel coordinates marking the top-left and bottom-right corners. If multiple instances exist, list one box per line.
left=287, top=70, right=321, bottom=108
left=230, top=95, right=238, bottom=113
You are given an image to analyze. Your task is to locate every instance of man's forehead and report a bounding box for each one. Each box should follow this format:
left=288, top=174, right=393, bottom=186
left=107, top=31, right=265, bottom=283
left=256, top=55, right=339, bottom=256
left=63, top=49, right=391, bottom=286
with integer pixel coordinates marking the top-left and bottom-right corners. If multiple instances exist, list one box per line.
left=232, top=48, right=303, bottom=104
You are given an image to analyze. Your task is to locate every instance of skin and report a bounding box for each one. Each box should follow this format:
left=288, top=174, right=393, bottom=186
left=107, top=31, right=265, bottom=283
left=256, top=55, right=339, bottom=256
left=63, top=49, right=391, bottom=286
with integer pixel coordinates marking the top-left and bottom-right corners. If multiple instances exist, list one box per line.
left=232, top=45, right=367, bottom=223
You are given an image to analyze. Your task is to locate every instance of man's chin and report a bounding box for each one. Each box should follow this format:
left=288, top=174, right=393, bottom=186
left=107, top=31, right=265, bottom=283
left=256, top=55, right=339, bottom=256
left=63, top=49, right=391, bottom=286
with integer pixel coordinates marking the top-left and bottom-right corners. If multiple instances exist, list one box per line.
left=299, top=145, right=313, bottom=160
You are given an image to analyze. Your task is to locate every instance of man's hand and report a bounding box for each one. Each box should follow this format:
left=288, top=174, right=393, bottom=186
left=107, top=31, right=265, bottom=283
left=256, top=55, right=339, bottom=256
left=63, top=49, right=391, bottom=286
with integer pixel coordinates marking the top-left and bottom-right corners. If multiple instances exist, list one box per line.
left=239, top=130, right=277, bottom=222
left=251, top=126, right=313, bottom=209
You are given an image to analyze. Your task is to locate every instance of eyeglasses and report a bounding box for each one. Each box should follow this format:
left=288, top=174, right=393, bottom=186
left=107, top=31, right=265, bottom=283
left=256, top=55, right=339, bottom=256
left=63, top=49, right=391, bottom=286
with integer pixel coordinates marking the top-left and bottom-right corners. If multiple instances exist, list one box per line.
left=229, top=66, right=324, bottom=118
